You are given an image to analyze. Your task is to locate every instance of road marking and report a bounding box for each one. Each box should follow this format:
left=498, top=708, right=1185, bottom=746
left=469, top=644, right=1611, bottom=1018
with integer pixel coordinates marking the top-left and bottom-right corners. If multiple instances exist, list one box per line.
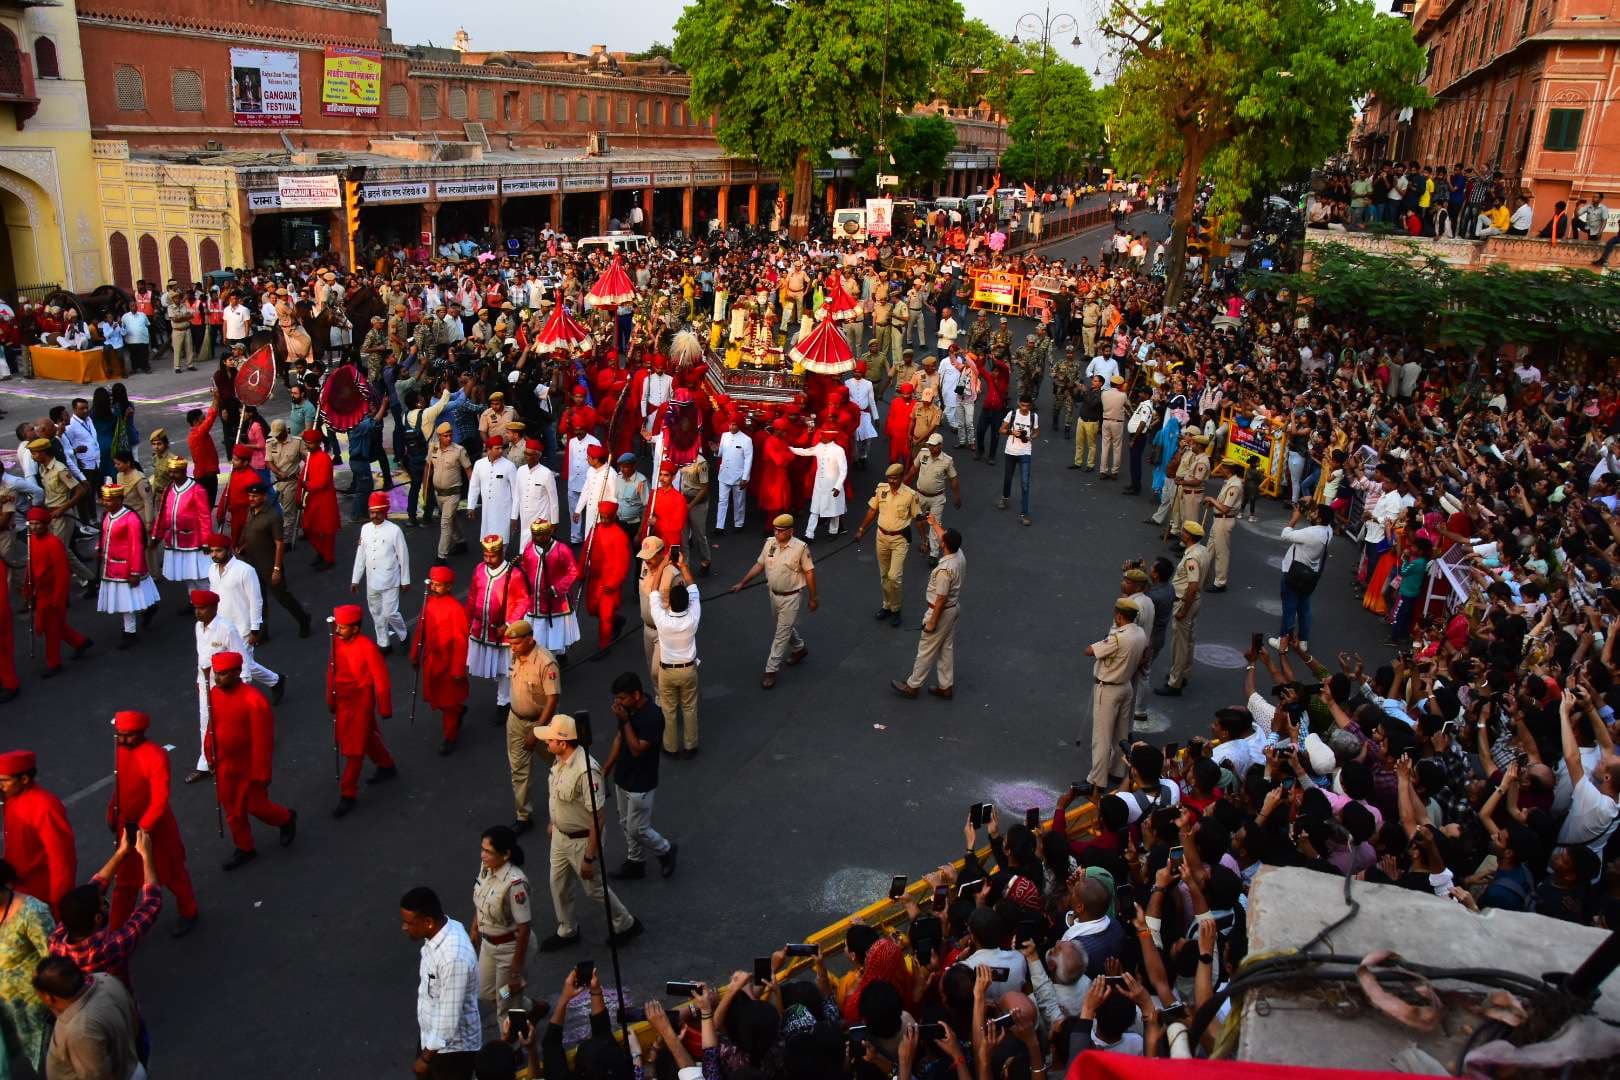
left=64, top=743, right=176, bottom=807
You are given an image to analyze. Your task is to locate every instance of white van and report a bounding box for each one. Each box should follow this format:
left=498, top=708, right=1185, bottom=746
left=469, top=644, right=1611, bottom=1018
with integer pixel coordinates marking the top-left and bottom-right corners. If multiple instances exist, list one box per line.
left=933, top=196, right=963, bottom=213
left=963, top=193, right=990, bottom=219
left=831, top=207, right=867, bottom=243
left=576, top=232, right=651, bottom=257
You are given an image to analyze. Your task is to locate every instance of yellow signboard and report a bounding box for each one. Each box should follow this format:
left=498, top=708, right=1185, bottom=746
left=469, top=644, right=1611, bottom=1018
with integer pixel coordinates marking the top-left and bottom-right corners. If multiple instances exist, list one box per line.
left=970, top=270, right=1024, bottom=314
left=321, top=48, right=381, bottom=117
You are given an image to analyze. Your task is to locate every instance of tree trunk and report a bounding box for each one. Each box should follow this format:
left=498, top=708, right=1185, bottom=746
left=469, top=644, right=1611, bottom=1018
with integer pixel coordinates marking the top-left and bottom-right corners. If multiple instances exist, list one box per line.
left=788, top=149, right=813, bottom=241
left=1161, top=137, right=1209, bottom=311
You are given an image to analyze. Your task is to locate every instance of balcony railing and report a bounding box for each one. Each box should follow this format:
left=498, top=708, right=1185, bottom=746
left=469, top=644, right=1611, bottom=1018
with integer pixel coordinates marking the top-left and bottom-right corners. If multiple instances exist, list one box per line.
left=0, top=51, right=39, bottom=129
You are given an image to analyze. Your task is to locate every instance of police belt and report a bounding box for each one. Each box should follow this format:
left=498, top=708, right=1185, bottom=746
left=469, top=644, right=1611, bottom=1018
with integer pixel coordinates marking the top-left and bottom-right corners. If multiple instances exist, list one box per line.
left=481, top=930, right=518, bottom=945
left=878, top=525, right=910, bottom=536
left=660, top=659, right=696, bottom=669
left=770, top=586, right=802, bottom=596
left=558, top=829, right=589, bottom=840
left=1095, top=678, right=1125, bottom=686
left=917, top=488, right=945, bottom=497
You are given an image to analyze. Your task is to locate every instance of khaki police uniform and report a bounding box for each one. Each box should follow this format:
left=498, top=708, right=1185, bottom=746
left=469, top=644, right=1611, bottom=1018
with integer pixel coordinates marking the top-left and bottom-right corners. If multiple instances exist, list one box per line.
left=869, top=483, right=923, bottom=614
left=904, top=548, right=965, bottom=691
left=546, top=748, right=635, bottom=938
left=679, top=456, right=711, bottom=566
left=507, top=644, right=560, bottom=824
left=427, top=439, right=472, bottom=556
left=638, top=560, right=675, bottom=690
left=267, top=435, right=306, bottom=544
left=1175, top=449, right=1211, bottom=533
left=1209, top=473, right=1244, bottom=587
left=1088, top=616, right=1148, bottom=787
left=758, top=535, right=813, bottom=673
left=473, top=861, right=533, bottom=1001
left=1124, top=586, right=1156, bottom=721
left=910, top=449, right=957, bottom=558
left=39, top=457, right=94, bottom=585
left=1099, top=385, right=1129, bottom=477
left=1167, top=541, right=1207, bottom=689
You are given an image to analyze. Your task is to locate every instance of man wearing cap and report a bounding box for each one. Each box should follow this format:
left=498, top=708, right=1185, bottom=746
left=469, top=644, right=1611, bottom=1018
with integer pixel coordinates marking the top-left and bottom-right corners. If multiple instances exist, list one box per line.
left=0, top=749, right=75, bottom=911
left=266, top=419, right=306, bottom=546
left=108, top=710, right=199, bottom=935
left=206, top=651, right=296, bottom=870
left=610, top=454, right=649, bottom=538
left=504, top=620, right=560, bottom=833
left=676, top=451, right=712, bottom=575
left=28, top=437, right=95, bottom=591
left=571, top=443, right=613, bottom=545
left=1202, top=462, right=1245, bottom=592
left=905, top=434, right=960, bottom=561
left=644, top=459, right=691, bottom=554
left=854, top=463, right=925, bottom=627
left=884, top=383, right=916, bottom=468
left=1082, top=598, right=1149, bottom=793
left=843, top=362, right=880, bottom=469
left=533, top=713, right=642, bottom=951
left=352, top=491, right=411, bottom=653
left=479, top=391, right=516, bottom=451
left=147, top=429, right=175, bottom=500
left=1099, top=374, right=1130, bottom=478
left=151, top=456, right=213, bottom=608
left=518, top=520, right=580, bottom=656
left=24, top=508, right=92, bottom=674
left=217, top=443, right=258, bottom=545
left=584, top=502, right=632, bottom=654
left=189, top=587, right=249, bottom=783
left=635, top=536, right=674, bottom=691
left=1172, top=433, right=1212, bottom=538
left=514, top=439, right=559, bottom=540
left=467, top=537, right=532, bottom=723
left=298, top=430, right=340, bottom=571
left=427, top=422, right=473, bottom=558
left=1156, top=521, right=1207, bottom=697
left=890, top=518, right=965, bottom=701
left=501, top=422, right=528, bottom=468
left=1118, top=565, right=1156, bottom=720
left=207, top=530, right=280, bottom=679
left=730, top=514, right=817, bottom=689
left=95, top=484, right=158, bottom=648
left=713, top=413, right=754, bottom=537
left=413, top=566, right=470, bottom=755
left=328, top=604, right=398, bottom=817
left=468, top=439, right=518, bottom=553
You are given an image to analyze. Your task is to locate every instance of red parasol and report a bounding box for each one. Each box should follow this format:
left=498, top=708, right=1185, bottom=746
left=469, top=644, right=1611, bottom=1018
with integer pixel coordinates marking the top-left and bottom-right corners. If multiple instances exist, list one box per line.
left=316, top=363, right=374, bottom=432
left=585, top=256, right=637, bottom=308
left=824, top=274, right=860, bottom=323
left=532, top=296, right=594, bottom=355
left=789, top=315, right=855, bottom=376
left=233, top=344, right=277, bottom=407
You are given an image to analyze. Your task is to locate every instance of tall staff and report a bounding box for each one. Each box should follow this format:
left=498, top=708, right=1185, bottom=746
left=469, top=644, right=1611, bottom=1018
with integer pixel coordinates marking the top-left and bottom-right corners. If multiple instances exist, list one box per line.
left=325, top=614, right=339, bottom=779
left=202, top=669, right=223, bottom=838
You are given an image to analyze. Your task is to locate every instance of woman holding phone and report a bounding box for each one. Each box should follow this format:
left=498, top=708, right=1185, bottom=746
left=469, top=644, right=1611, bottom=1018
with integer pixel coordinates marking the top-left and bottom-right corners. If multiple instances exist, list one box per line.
left=469, top=825, right=533, bottom=1012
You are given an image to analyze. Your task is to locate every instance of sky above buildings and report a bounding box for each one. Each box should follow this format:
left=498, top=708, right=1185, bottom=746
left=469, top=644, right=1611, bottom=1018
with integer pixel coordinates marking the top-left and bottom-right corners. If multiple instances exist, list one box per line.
left=389, top=0, right=1106, bottom=75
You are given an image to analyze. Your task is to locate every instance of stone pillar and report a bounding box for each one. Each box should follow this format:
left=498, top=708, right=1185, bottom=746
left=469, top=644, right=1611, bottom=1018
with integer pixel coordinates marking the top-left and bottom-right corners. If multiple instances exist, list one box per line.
left=239, top=213, right=257, bottom=271
left=825, top=181, right=838, bottom=216
left=716, top=184, right=730, bottom=228
left=420, top=202, right=440, bottom=254
left=747, top=183, right=759, bottom=226
left=548, top=192, right=562, bottom=230
left=488, top=197, right=504, bottom=246
left=681, top=187, right=694, bottom=235
left=326, top=208, right=347, bottom=268
left=597, top=190, right=610, bottom=235
left=641, top=187, right=654, bottom=234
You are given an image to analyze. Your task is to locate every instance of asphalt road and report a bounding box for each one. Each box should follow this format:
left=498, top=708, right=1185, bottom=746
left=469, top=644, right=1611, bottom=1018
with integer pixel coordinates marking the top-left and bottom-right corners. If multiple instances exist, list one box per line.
left=0, top=257, right=1380, bottom=1078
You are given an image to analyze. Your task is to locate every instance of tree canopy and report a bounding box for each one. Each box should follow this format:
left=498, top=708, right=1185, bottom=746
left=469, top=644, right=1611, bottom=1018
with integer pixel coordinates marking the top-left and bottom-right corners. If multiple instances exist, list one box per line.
left=674, top=0, right=963, bottom=235
left=933, top=18, right=1021, bottom=112
left=853, top=113, right=959, bottom=192
left=628, top=41, right=674, bottom=62
left=999, top=59, right=1102, bottom=185
left=1101, top=0, right=1429, bottom=307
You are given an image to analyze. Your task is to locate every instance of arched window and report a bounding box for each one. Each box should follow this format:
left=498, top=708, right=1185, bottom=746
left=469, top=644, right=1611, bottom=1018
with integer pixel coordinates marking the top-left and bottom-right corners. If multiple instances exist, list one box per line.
left=199, top=237, right=221, bottom=275
left=108, top=232, right=133, bottom=291
left=114, top=65, right=145, bottom=110
left=420, top=84, right=439, bottom=120
left=553, top=93, right=566, bottom=124
left=614, top=98, right=628, bottom=125
left=387, top=83, right=409, bottom=118
left=33, top=37, right=58, bottom=79
left=653, top=100, right=665, bottom=126
left=594, top=96, right=607, bottom=124
left=530, top=92, right=543, bottom=123
left=167, top=237, right=192, bottom=286
left=137, top=234, right=160, bottom=283
left=171, top=69, right=203, bottom=113
left=448, top=86, right=468, bottom=119
left=477, top=87, right=494, bottom=120
left=575, top=94, right=588, bottom=123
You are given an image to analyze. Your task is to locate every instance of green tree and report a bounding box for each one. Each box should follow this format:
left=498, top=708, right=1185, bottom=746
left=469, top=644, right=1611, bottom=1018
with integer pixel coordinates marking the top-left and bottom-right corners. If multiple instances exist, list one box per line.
left=934, top=18, right=1020, bottom=111
left=674, top=0, right=963, bottom=239
left=999, top=59, right=1101, bottom=187
left=1102, top=0, right=1429, bottom=308
left=628, top=41, right=674, bottom=62
left=855, top=113, right=959, bottom=191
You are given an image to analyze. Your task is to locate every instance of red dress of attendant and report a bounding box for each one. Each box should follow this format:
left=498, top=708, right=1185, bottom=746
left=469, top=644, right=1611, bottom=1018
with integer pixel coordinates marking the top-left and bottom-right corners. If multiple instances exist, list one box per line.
left=756, top=425, right=795, bottom=527
left=108, top=720, right=199, bottom=927
left=466, top=562, right=531, bottom=645
left=517, top=538, right=579, bottom=621
left=206, top=675, right=291, bottom=852
left=0, top=764, right=75, bottom=913
left=584, top=506, right=631, bottom=650
left=299, top=441, right=340, bottom=566
left=413, top=591, right=470, bottom=741
left=217, top=461, right=258, bottom=545
left=152, top=478, right=211, bottom=553
left=645, top=477, right=690, bottom=552
left=885, top=391, right=917, bottom=466
left=327, top=620, right=397, bottom=799
left=97, top=507, right=150, bottom=585
left=25, top=525, right=89, bottom=669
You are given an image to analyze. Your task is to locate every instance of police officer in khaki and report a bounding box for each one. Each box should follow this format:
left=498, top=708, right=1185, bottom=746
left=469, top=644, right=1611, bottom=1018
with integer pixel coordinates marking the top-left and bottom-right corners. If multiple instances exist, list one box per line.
left=505, top=619, right=559, bottom=836
left=1082, top=597, right=1149, bottom=793
left=533, top=713, right=641, bottom=951
left=266, top=419, right=307, bottom=544
left=905, top=433, right=961, bottom=561
left=891, top=517, right=965, bottom=700
left=636, top=537, right=676, bottom=692
left=469, top=824, right=534, bottom=1007
left=1173, top=434, right=1212, bottom=538
left=1120, top=566, right=1156, bottom=720
left=28, top=437, right=94, bottom=588
left=854, top=463, right=925, bottom=626
left=1202, top=462, right=1245, bottom=592
left=1099, top=375, right=1129, bottom=479
left=1155, top=521, right=1207, bottom=697
left=426, top=422, right=472, bottom=558
left=730, top=513, right=818, bottom=689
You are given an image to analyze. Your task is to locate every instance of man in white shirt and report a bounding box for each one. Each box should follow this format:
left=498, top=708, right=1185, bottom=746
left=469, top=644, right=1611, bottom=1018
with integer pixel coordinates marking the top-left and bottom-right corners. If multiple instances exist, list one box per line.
left=648, top=551, right=702, bottom=755
left=190, top=585, right=254, bottom=781
left=119, top=308, right=152, bottom=374
left=715, top=416, right=753, bottom=531
left=221, top=296, right=253, bottom=349
left=401, top=887, right=482, bottom=1076
left=1085, top=353, right=1120, bottom=384
left=61, top=400, right=100, bottom=478
left=1210, top=705, right=1267, bottom=777
left=1512, top=359, right=1542, bottom=384
left=1555, top=689, right=1620, bottom=876
left=565, top=435, right=605, bottom=544
left=351, top=491, right=411, bottom=652
left=467, top=440, right=518, bottom=551
left=935, top=310, right=959, bottom=354
left=514, top=441, right=560, bottom=537
left=441, top=305, right=466, bottom=347
left=1508, top=196, right=1534, bottom=235
left=206, top=533, right=282, bottom=695
left=641, top=356, right=673, bottom=423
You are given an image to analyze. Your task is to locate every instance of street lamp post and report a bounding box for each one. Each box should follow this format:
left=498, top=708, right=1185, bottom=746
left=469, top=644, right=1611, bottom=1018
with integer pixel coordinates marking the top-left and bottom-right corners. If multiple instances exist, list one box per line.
left=1010, top=5, right=1081, bottom=194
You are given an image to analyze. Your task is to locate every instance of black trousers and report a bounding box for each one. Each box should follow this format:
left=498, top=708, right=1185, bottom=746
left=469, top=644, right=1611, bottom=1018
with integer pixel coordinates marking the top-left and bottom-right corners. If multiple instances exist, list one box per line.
left=252, top=563, right=309, bottom=634
left=975, top=407, right=1005, bottom=459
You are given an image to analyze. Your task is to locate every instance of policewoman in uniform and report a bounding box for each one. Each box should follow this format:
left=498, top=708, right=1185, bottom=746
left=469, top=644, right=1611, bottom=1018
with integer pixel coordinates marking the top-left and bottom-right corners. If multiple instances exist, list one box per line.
left=533, top=713, right=642, bottom=951
left=729, top=514, right=819, bottom=690
left=470, top=824, right=533, bottom=1005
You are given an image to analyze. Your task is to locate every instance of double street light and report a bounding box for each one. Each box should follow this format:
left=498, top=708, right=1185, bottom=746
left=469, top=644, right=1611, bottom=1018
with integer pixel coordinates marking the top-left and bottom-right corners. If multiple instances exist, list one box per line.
left=1010, top=5, right=1082, bottom=193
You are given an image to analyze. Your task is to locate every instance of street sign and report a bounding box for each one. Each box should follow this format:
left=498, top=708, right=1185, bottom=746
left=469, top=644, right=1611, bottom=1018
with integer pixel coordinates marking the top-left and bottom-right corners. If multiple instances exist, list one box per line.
left=877, top=174, right=899, bottom=188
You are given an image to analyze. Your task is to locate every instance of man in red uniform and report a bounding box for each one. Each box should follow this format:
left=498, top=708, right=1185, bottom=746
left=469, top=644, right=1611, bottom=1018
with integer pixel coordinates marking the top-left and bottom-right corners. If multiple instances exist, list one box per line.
left=216, top=444, right=258, bottom=545
left=186, top=389, right=222, bottom=505
left=885, top=382, right=917, bottom=467
left=412, top=565, right=470, bottom=756
left=108, top=709, right=200, bottom=936
left=327, top=603, right=397, bottom=817
left=584, top=500, right=631, bottom=652
left=560, top=386, right=598, bottom=441
left=756, top=419, right=795, bottom=533
left=644, top=460, right=689, bottom=552
left=205, top=650, right=295, bottom=870
left=0, top=749, right=75, bottom=912
left=23, top=507, right=92, bottom=675
left=299, top=429, right=340, bottom=571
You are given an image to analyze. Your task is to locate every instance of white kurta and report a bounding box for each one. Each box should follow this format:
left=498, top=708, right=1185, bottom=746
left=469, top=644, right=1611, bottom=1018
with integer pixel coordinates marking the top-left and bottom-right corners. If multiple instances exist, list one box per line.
left=844, top=377, right=880, bottom=440
left=468, top=456, right=518, bottom=540
left=515, top=462, right=560, bottom=534
left=790, top=442, right=848, bottom=517
left=208, top=556, right=264, bottom=635
left=573, top=463, right=613, bottom=538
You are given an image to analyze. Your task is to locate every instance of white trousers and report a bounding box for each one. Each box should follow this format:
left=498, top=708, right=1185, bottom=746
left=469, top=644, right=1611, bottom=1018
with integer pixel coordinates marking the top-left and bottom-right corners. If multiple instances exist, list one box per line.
left=716, top=481, right=746, bottom=528
left=367, top=585, right=408, bottom=646
left=568, top=486, right=585, bottom=542
left=194, top=646, right=279, bottom=770
left=805, top=513, right=840, bottom=539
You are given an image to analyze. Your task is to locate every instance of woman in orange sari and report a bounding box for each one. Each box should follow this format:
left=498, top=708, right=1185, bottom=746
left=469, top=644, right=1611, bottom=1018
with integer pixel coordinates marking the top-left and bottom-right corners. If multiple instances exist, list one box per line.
left=1363, top=507, right=1419, bottom=617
